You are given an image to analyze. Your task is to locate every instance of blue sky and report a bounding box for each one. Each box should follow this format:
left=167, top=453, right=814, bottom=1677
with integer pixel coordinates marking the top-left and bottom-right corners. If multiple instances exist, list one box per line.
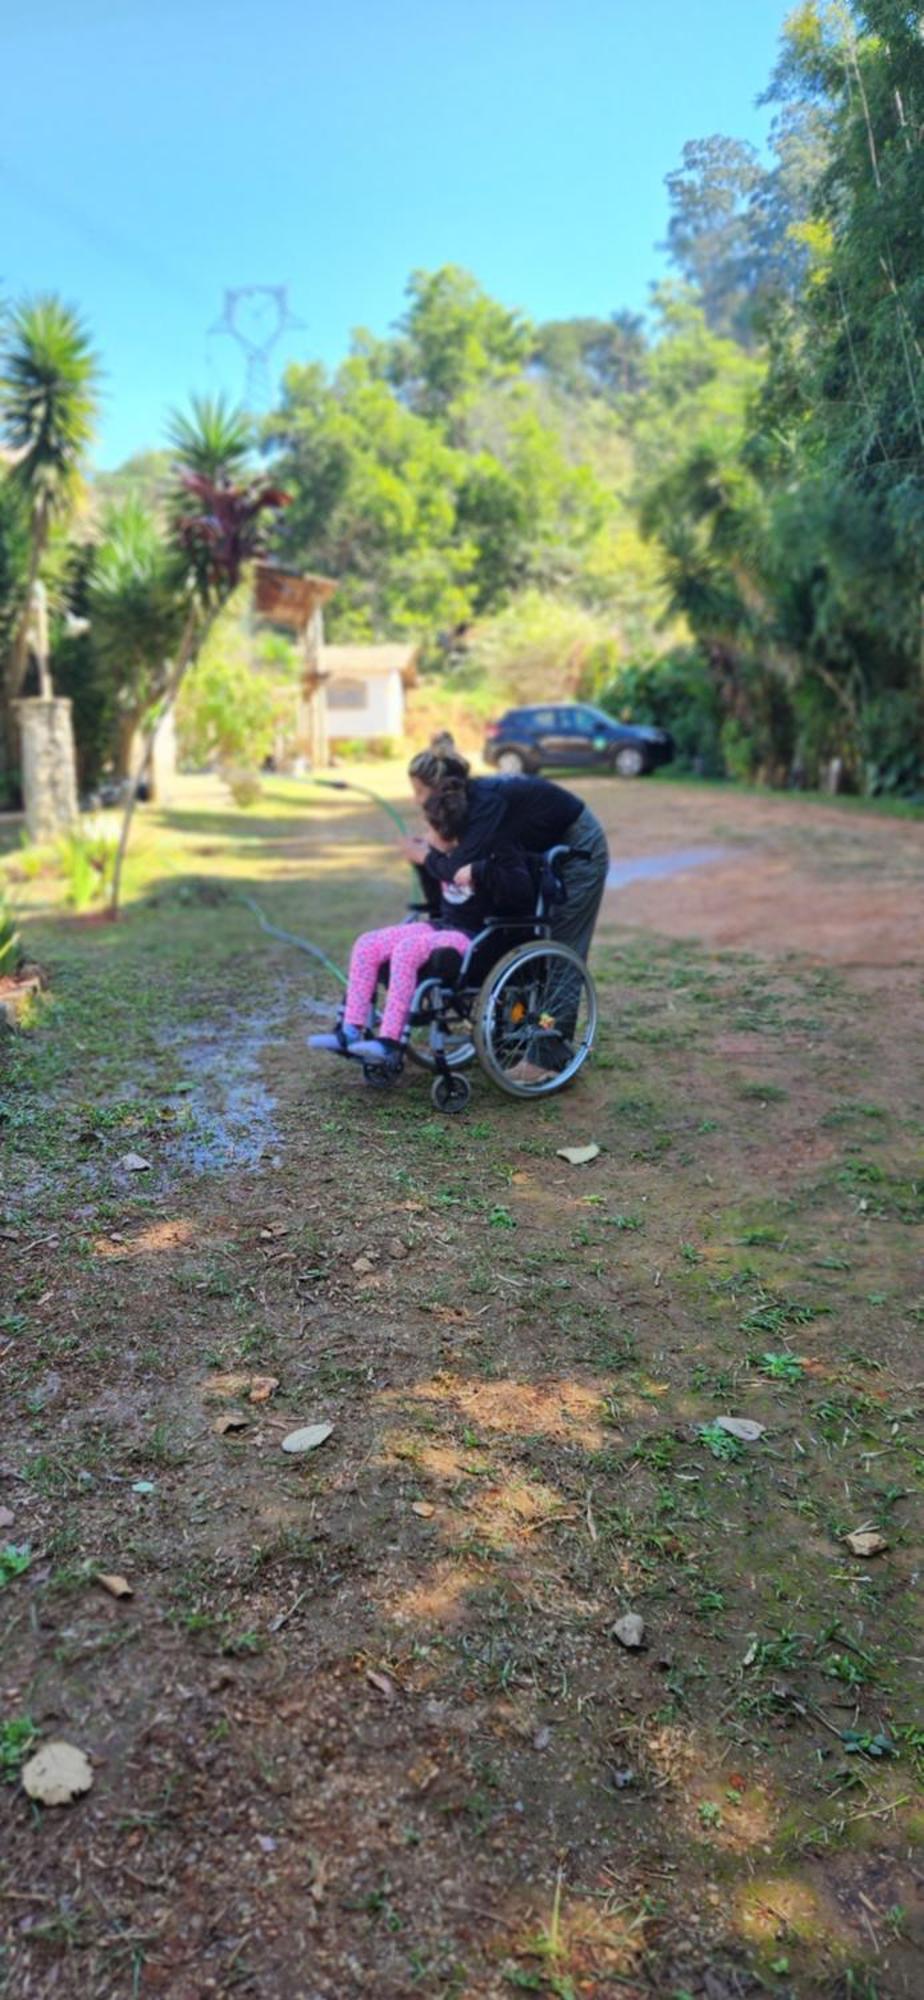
left=2, top=1, right=793, bottom=467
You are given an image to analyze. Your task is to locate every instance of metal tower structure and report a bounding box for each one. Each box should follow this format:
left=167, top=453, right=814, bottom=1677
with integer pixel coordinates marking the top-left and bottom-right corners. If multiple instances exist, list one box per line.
left=209, top=286, right=304, bottom=410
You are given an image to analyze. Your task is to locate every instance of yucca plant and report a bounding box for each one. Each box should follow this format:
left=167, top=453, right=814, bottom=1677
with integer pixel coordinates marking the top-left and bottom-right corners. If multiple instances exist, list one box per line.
left=165, top=395, right=252, bottom=482
left=1, top=295, right=99, bottom=703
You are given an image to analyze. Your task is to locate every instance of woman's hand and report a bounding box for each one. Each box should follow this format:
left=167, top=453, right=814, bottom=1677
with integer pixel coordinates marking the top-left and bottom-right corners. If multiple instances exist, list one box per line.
left=399, top=834, right=429, bottom=866
left=452, top=863, right=473, bottom=891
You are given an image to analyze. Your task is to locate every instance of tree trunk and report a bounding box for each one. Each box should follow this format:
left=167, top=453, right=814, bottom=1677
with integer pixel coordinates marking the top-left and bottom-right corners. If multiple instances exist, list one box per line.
left=2, top=505, right=48, bottom=797
left=7, top=501, right=49, bottom=702
left=108, top=604, right=207, bottom=918
left=114, top=708, right=142, bottom=782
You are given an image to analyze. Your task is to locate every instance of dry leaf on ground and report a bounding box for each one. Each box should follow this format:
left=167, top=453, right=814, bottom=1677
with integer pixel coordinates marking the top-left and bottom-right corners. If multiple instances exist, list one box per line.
left=247, top=1376, right=278, bottom=1404
left=22, top=1742, right=93, bottom=1806
left=366, top=1669, right=396, bottom=1699
left=117, top=1152, right=151, bottom=1173
left=716, top=1417, right=766, bottom=1442
left=201, top=1372, right=279, bottom=1404
left=214, top=1411, right=251, bottom=1436
left=96, top=1572, right=133, bottom=1599
left=556, top=1143, right=601, bottom=1166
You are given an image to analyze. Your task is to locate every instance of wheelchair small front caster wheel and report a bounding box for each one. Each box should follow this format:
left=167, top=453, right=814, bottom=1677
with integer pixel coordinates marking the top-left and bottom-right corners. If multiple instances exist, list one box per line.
left=431, top=1073, right=471, bottom=1114
left=363, top=1060, right=398, bottom=1089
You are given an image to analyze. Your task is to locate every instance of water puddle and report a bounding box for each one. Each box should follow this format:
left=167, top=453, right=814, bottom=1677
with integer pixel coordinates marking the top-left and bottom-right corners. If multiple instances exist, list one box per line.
left=160, top=1014, right=282, bottom=1174
left=607, top=844, right=735, bottom=889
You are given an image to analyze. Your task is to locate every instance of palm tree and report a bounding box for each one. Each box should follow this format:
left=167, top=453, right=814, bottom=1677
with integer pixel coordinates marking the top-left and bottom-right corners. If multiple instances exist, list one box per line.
left=1, top=296, right=99, bottom=705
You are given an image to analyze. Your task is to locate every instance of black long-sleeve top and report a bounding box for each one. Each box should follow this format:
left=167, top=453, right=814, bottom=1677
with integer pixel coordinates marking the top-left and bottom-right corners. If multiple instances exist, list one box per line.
left=422, top=776, right=584, bottom=884
left=416, top=843, right=538, bottom=937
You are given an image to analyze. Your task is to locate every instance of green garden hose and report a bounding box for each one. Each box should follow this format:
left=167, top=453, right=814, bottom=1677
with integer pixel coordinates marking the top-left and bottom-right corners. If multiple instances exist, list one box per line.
left=239, top=776, right=421, bottom=984
left=309, top=776, right=409, bottom=837
left=238, top=893, right=347, bottom=986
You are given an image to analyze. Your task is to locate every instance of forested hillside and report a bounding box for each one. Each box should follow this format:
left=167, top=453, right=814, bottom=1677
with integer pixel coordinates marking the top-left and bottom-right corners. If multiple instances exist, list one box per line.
left=258, top=0, right=924, bottom=795
left=3, top=1, right=923, bottom=797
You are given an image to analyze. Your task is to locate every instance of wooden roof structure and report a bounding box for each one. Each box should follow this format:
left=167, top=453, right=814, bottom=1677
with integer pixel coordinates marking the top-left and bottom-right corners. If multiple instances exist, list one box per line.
left=253, top=563, right=337, bottom=632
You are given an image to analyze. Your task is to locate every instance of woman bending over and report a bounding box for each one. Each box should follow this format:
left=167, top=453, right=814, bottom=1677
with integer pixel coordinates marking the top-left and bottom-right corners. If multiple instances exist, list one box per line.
left=403, top=748, right=609, bottom=969
left=308, top=783, right=536, bottom=1072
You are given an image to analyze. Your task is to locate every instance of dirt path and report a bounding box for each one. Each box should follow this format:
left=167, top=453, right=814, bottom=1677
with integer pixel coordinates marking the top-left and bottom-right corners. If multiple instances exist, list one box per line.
left=2, top=776, right=922, bottom=1999
left=586, top=775, right=924, bottom=967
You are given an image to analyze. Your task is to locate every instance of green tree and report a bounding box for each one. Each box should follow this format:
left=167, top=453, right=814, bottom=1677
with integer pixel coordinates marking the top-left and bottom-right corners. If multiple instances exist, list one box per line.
left=264, top=279, right=618, bottom=638
left=109, top=401, right=288, bottom=912
left=532, top=312, right=648, bottom=399
left=378, top=265, right=533, bottom=429
left=264, top=352, right=476, bottom=635
left=88, top=498, right=186, bottom=777
left=664, top=137, right=768, bottom=343
left=93, top=449, right=172, bottom=519
left=752, top=0, right=924, bottom=786
left=176, top=589, right=280, bottom=772
left=664, top=110, right=827, bottom=345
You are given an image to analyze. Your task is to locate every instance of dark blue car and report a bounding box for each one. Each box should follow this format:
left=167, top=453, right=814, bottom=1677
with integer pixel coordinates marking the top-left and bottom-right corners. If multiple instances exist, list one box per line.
left=483, top=703, right=673, bottom=778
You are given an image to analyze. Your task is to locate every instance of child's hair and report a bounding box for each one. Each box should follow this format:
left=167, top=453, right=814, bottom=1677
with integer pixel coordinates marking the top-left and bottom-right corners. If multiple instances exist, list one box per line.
left=408, top=746, right=471, bottom=790
left=423, top=779, right=469, bottom=845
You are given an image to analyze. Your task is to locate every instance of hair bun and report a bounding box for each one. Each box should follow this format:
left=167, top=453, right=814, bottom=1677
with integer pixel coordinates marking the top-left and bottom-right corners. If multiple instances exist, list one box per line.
left=408, top=747, right=471, bottom=787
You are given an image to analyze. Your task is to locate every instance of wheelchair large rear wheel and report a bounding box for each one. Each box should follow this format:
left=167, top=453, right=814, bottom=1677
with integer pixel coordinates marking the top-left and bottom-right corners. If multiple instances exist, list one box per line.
left=473, top=941, right=596, bottom=1098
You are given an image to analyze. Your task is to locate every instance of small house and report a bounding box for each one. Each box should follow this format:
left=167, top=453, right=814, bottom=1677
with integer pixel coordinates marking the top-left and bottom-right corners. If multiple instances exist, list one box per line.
left=253, top=565, right=417, bottom=763
left=319, top=644, right=418, bottom=748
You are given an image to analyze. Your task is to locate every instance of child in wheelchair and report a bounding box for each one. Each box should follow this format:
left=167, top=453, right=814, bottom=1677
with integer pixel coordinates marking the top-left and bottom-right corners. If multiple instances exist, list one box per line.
left=308, top=784, right=538, bottom=1071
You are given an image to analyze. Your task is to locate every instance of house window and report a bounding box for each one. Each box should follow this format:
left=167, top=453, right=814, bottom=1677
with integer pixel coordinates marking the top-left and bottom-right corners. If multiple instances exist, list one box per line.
left=325, top=677, right=368, bottom=710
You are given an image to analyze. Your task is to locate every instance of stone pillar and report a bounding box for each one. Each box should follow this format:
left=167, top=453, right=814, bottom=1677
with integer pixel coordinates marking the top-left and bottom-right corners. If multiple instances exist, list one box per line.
left=15, top=698, right=80, bottom=844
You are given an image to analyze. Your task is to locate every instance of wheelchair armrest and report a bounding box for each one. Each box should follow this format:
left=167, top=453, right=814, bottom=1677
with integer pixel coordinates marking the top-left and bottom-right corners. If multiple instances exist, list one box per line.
left=457, top=918, right=541, bottom=982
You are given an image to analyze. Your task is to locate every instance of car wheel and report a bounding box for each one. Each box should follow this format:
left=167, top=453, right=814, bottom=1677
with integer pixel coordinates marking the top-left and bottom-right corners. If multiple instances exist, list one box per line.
left=497, top=748, right=526, bottom=775
left=614, top=744, right=646, bottom=779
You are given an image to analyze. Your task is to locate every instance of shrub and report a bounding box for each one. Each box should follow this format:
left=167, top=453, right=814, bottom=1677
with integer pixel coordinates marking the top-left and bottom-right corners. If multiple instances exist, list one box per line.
left=858, top=691, right=924, bottom=798
left=56, top=820, right=117, bottom=910
left=222, top=766, right=263, bottom=808
left=719, top=716, right=757, bottom=783
left=598, top=647, right=725, bottom=774
left=457, top=591, right=610, bottom=706
left=329, top=736, right=399, bottom=762
left=0, top=890, right=23, bottom=976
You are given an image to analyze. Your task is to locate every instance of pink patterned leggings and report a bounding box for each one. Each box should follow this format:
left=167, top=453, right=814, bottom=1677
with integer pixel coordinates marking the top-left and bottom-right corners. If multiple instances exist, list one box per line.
left=343, top=922, right=471, bottom=1041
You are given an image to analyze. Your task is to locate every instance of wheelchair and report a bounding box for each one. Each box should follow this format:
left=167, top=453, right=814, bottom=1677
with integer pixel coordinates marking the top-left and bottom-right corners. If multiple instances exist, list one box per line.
left=357, top=844, right=598, bottom=1113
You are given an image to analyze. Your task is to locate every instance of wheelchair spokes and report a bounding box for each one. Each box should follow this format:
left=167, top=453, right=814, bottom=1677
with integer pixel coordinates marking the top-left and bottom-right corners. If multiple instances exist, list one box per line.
left=474, top=941, right=597, bottom=1098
